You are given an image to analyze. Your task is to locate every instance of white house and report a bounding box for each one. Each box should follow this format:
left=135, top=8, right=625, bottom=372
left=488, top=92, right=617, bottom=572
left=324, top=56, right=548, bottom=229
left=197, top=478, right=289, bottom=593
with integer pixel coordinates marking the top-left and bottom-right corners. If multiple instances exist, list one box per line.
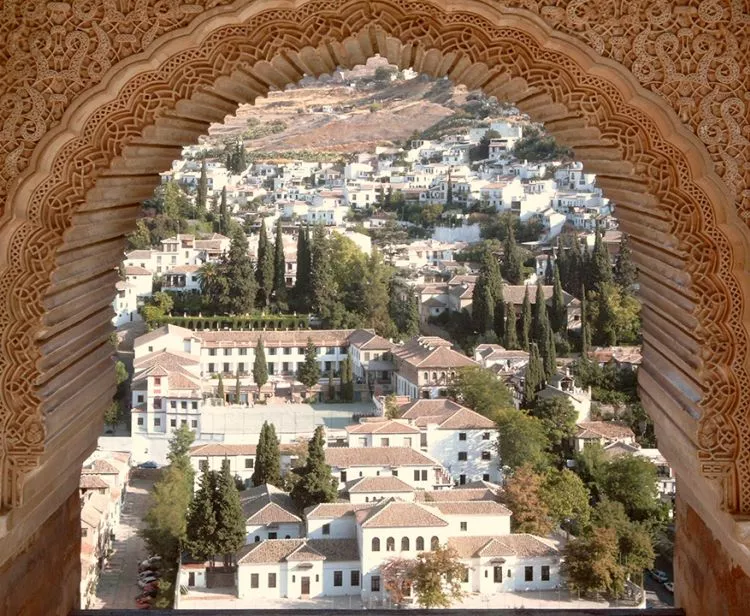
left=573, top=421, right=637, bottom=452
left=242, top=484, right=304, bottom=543
left=345, top=476, right=417, bottom=504
left=537, top=371, right=592, bottom=423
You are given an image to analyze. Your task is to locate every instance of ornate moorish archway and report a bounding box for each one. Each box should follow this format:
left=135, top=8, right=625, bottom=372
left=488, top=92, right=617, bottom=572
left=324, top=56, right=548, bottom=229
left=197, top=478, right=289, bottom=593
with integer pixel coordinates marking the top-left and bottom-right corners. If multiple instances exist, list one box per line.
left=1, top=1, right=749, bottom=613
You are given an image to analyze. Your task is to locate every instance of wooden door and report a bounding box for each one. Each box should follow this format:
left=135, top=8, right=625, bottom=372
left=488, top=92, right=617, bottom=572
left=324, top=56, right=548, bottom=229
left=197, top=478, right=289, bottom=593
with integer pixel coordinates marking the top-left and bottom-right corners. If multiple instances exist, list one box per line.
left=301, top=576, right=310, bottom=595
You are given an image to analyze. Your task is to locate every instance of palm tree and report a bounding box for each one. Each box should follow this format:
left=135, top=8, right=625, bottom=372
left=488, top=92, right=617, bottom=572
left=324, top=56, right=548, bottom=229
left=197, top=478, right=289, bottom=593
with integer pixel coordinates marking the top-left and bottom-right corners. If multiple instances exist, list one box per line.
left=197, top=262, right=219, bottom=296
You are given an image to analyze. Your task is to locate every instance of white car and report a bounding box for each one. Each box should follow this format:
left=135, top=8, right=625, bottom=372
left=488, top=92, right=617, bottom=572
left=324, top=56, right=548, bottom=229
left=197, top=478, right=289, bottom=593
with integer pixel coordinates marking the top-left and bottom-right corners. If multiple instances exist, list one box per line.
left=650, top=569, right=669, bottom=583
left=664, top=582, right=674, bottom=593
left=138, top=576, right=158, bottom=588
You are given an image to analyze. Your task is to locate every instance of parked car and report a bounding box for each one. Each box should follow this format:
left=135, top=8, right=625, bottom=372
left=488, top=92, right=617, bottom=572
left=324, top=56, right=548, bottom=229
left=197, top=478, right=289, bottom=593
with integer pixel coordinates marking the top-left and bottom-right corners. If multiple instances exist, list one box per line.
left=136, top=590, right=157, bottom=600
left=664, top=582, right=674, bottom=593
left=138, top=577, right=158, bottom=588
left=139, top=569, right=160, bottom=578
left=137, top=461, right=159, bottom=469
left=649, top=569, right=669, bottom=583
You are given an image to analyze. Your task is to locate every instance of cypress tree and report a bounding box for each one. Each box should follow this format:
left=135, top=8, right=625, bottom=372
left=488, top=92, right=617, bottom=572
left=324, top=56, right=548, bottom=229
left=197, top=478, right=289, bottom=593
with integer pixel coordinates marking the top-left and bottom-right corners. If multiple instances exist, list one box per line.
left=523, top=343, right=544, bottom=405
left=185, top=469, right=218, bottom=563
left=493, top=298, right=506, bottom=341
left=327, top=367, right=335, bottom=401
left=273, top=220, right=287, bottom=306
left=501, top=220, right=524, bottom=284
left=219, top=228, right=256, bottom=314
left=310, top=225, right=338, bottom=324
left=472, top=273, right=494, bottom=333
left=290, top=426, right=338, bottom=510
left=550, top=263, right=567, bottom=333
left=541, top=313, right=557, bottom=379
left=217, top=373, right=225, bottom=404
left=234, top=371, right=241, bottom=405
left=544, top=256, right=553, bottom=285
left=196, top=158, right=208, bottom=220
left=213, top=462, right=247, bottom=567
left=252, top=421, right=282, bottom=488
left=344, top=354, right=355, bottom=401
left=520, top=286, right=532, bottom=351
left=532, top=281, right=548, bottom=344
left=589, top=220, right=613, bottom=292
left=219, top=187, right=230, bottom=235
left=555, top=237, right=568, bottom=290
left=580, top=286, right=591, bottom=356
left=614, top=233, right=638, bottom=293
left=504, top=303, right=519, bottom=350
left=297, top=337, right=321, bottom=389
left=256, top=222, right=274, bottom=307
left=253, top=338, right=268, bottom=389
left=294, top=227, right=311, bottom=312
left=404, top=295, right=421, bottom=339
left=568, top=235, right=583, bottom=295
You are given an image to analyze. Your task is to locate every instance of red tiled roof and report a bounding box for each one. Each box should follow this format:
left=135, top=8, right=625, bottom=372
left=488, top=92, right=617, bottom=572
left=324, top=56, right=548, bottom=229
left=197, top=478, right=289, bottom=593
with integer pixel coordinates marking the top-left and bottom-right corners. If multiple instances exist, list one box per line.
left=325, top=447, right=437, bottom=468
left=576, top=421, right=635, bottom=440
left=190, top=443, right=257, bottom=456
left=357, top=499, right=449, bottom=528
left=347, top=476, right=414, bottom=494
left=345, top=420, right=420, bottom=435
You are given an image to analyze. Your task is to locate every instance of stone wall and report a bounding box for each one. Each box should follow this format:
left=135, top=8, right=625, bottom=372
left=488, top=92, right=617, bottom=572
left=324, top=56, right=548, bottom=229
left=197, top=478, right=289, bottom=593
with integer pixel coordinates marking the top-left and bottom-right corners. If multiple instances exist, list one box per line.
left=675, top=494, right=750, bottom=616
left=0, top=490, right=80, bottom=615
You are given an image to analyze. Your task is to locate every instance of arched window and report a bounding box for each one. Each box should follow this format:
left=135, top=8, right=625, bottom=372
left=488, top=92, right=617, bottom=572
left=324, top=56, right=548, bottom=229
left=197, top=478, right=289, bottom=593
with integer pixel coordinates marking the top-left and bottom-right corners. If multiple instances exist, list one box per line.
left=386, top=537, right=395, bottom=552
left=416, top=536, right=425, bottom=551
left=372, top=537, right=380, bottom=552
left=431, top=536, right=440, bottom=550
left=401, top=537, right=410, bottom=551
left=423, top=371, right=429, bottom=381
left=432, top=371, right=437, bottom=381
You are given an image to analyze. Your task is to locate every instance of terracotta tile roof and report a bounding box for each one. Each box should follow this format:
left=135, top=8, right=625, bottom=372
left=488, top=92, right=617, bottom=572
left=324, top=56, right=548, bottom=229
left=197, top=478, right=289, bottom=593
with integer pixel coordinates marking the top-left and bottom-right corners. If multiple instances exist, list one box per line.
left=393, top=341, right=477, bottom=369
left=236, top=539, right=359, bottom=564
left=347, top=476, right=415, bottom=494
left=81, top=504, right=102, bottom=529
left=237, top=539, right=306, bottom=564
left=134, top=349, right=200, bottom=369
left=286, top=542, right=327, bottom=562
left=400, top=399, right=465, bottom=418
left=448, top=534, right=557, bottom=559
left=448, top=275, right=478, bottom=285
left=198, top=329, right=356, bottom=348
left=166, top=265, right=200, bottom=274
left=423, top=297, right=448, bottom=309
left=357, top=499, right=449, bottom=528
left=345, top=420, right=420, bottom=435
left=325, top=447, right=438, bottom=468
left=82, top=460, right=120, bottom=475
left=303, top=502, right=374, bottom=520
left=502, top=285, right=578, bottom=307
left=241, top=485, right=301, bottom=525
left=576, top=421, right=635, bottom=441
left=124, top=266, right=152, bottom=276
left=347, top=329, right=395, bottom=351
left=415, top=488, right=499, bottom=503
left=428, top=501, right=512, bottom=516
left=79, top=474, right=110, bottom=490
left=475, top=344, right=530, bottom=362
left=306, top=539, right=360, bottom=562
left=587, top=346, right=642, bottom=366
left=437, top=408, right=496, bottom=430
left=190, top=443, right=257, bottom=456
left=400, top=399, right=494, bottom=430
left=125, top=250, right=153, bottom=260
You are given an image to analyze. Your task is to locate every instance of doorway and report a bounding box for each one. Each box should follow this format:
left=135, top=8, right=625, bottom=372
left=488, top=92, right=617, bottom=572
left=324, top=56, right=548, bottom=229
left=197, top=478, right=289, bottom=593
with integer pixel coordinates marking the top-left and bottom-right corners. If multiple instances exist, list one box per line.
left=301, top=576, right=310, bottom=596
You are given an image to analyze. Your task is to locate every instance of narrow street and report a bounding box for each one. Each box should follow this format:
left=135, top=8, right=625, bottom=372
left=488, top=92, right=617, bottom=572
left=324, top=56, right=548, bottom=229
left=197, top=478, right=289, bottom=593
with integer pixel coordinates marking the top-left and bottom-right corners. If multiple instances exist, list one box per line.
left=90, top=478, right=153, bottom=609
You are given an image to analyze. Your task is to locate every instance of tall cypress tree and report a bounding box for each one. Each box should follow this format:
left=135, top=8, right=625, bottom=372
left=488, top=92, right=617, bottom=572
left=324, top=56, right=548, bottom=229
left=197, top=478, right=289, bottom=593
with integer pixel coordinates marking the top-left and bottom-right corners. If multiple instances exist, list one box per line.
left=256, top=222, right=274, bottom=307
left=493, top=298, right=506, bottom=341
left=234, top=371, right=241, bottom=405
left=550, top=263, right=567, bottom=333
left=544, top=256, right=554, bottom=285
left=213, top=462, right=247, bottom=567
left=472, top=273, right=494, bottom=333
left=297, top=337, right=321, bottom=389
left=196, top=158, right=208, bottom=220
left=614, top=233, right=637, bottom=293
left=567, top=234, right=583, bottom=295
left=273, top=220, right=287, bottom=306
left=290, top=426, right=338, bottom=510
left=532, top=281, right=548, bottom=344
left=540, top=313, right=557, bottom=379
left=219, top=187, right=230, bottom=235
left=252, top=421, right=282, bottom=488
left=217, top=373, right=225, bottom=404
left=504, top=303, right=519, bottom=350
left=219, top=228, right=256, bottom=314
left=520, top=286, right=532, bottom=351
left=253, top=338, right=268, bottom=389
left=185, top=469, right=218, bottom=562
left=580, top=286, right=591, bottom=356
left=523, top=343, right=544, bottom=405
left=501, top=220, right=524, bottom=284
left=294, top=227, right=311, bottom=312
left=589, top=221, right=613, bottom=292
left=310, top=226, right=339, bottom=324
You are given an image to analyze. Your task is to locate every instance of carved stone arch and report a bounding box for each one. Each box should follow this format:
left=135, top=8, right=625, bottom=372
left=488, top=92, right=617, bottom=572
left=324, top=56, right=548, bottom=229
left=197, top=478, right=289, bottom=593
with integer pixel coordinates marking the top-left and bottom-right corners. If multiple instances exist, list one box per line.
left=1, top=0, right=750, bottom=595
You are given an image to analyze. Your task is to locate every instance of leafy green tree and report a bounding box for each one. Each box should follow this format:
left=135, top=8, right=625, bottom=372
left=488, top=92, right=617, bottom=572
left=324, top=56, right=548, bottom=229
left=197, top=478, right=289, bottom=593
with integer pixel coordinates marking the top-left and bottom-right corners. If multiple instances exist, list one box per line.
left=185, top=470, right=218, bottom=562
left=197, top=261, right=227, bottom=313
left=389, top=284, right=420, bottom=339
left=602, top=454, right=662, bottom=523
left=520, top=286, right=532, bottom=350
left=360, top=249, right=394, bottom=335
left=293, top=227, right=312, bottom=312
left=573, top=442, right=607, bottom=501
left=104, top=400, right=123, bottom=430
left=590, top=283, right=641, bottom=346
left=562, top=527, right=625, bottom=599
left=213, top=462, right=247, bottom=566
left=531, top=396, right=577, bottom=460
left=253, top=338, right=268, bottom=389
left=503, top=464, right=553, bottom=535
left=447, top=366, right=514, bottom=419
left=501, top=220, right=524, bottom=284
left=217, top=373, right=225, bottom=403
left=196, top=158, right=208, bottom=220
left=512, top=125, right=573, bottom=162
left=618, top=522, right=655, bottom=583
left=341, top=355, right=355, bottom=402
left=252, top=421, right=283, bottom=488
left=290, top=426, right=338, bottom=510
left=541, top=469, right=591, bottom=531
left=384, top=394, right=402, bottom=419
left=256, top=223, right=275, bottom=307
left=503, top=303, right=519, bottom=349
left=550, top=263, right=567, bottom=333
left=297, top=338, right=321, bottom=389
left=273, top=220, right=287, bottom=307
left=614, top=233, right=638, bottom=293
left=412, top=545, right=466, bottom=608
left=219, top=228, right=256, bottom=314
left=127, top=219, right=152, bottom=250
left=496, top=409, right=550, bottom=472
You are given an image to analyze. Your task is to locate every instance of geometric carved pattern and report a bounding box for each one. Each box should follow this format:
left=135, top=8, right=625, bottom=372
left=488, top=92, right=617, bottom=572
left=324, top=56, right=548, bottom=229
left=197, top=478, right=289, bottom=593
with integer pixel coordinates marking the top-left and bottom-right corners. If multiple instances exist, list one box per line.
left=0, top=0, right=748, bottom=523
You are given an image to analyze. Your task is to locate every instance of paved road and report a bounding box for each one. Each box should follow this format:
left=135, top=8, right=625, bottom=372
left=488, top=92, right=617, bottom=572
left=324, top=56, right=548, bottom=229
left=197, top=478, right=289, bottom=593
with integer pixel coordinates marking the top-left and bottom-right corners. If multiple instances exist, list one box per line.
left=91, top=479, right=153, bottom=609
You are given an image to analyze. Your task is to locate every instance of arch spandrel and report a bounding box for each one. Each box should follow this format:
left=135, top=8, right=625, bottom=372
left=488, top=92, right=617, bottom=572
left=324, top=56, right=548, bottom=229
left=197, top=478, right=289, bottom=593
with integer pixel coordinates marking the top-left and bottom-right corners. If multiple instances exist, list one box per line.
left=0, top=0, right=749, bottom=552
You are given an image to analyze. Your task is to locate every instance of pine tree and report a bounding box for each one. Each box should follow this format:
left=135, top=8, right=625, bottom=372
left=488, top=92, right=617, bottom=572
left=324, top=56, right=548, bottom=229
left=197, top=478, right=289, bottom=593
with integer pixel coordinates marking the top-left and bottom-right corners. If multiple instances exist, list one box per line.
left=185, top=469, right=218, bottom=562
left=504, top=303, right=519, bottom=349
left=219, top=187, right=230, bottom=235
left=253, top=338, right=268, bottom=389
left=196, top=158, right=208, bottom=220
left=273, top=220, right=287, bottom=306
left=252, top=421, right=283, bottom=488
left=213, top=462, right=247, bottom=567
left=310, top=226, right=339, bottom=324
left=501, top=220, right=524, bottom=284
left=217, top=373, right=225, bottom=404
left=614, top=233, right=637, bottom=293
left=234, top=371, right=241, bottom=405
left=580, top=285, right=591, bottom=356
left=520, top=286, right=532, bottom=351
left=550, top=262, right=567, bottom=333
left=589, top=220, right=613, bottom=292
left=290, top=426, right=338, bottom=510
left=532, top=281, right=548, bottom=343
left=297, top=337, right=321, bottom=389
left=544, top=256, right=553, bottom=285
left=293, top=227, right=311, bottom=312
left=219, top=228, right=256, bottom=314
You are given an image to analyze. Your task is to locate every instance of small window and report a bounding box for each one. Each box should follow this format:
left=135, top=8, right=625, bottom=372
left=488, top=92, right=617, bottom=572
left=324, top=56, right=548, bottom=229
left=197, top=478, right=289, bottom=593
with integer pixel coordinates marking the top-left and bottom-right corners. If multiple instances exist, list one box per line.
left=224, top=348, right=231, bottom=356
left=198, top=460, right=208, bottom=472
left=421, top=470, right=427, bottom=481
left=380, top=437, right=389, bottom=447
left=351, top=570, right=360, bottom=587
left=525, top=566, right=534, bottom=582
left=386, top=537, right=395, bottom=552
left=209, top=348, right=216, bottom=356
left=541, top=566, right=550, bottom=581
left=153, top=398, right=161, bottom=409
left=416, top=536, right=424, bottom=551
left=251, top=573, right=259, bottom=589
left=431, top=536, right=439, bottom=550
left=459, top=432, right=467, bottom=441
left=181, top=401, right=187, bottom=410
left=371, top=575, right=380, bottom=592
left=458, top=452, right=467, bottom=461
left=137, top=417, right=144, bottom=426
left=482, top=432, right=491, bottom=440
left=170, top=401, right=177, bottom=409
left=245, top=458, right=254, bottom=469
left=268, top=532, right=277, bottom=540
left=81, top=528, right=88, bottom=538
left=494, top=566, right=503, bottom=583
left=322, top=523, right=330, bottom=536
left=461, top=567, right=469, bottom=583
left=137, top=395, right=144, bottom=403
left=482, top=451, right=491, bottom=460
left=316, top=574, right=319, bottom=582
left=190, top=419, right=198, bottom=429
left=414, top=470, right=420, bottom=481
left=460, top=521, right=467, bottom=532
left=170, top=419, right=176, bottom=427
left=401, top=537, right=410, bottom=551
left=268, top=573, right=277, bottom=588
left=483, top=473, right=490, bottom=482
left=239, top=348, right=248, bottom=356
left=372, top=537, right=380, bottom=552
left=334, top=571, right=343, bottom=587
left=154, top=418, right=161, bottom=427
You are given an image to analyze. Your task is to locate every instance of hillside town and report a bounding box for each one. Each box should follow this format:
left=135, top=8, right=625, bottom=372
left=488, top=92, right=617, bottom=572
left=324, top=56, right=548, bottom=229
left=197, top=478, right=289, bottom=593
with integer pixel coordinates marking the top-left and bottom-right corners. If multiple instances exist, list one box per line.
left=90, top=62, right=674, bottom=612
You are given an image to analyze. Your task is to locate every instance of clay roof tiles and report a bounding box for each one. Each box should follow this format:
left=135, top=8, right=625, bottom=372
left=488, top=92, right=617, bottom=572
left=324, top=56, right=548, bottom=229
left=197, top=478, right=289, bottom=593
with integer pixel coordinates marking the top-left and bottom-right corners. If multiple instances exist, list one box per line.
left=346, top=476, right=415, bottom=494
left=576, top=421, right=635, bottom=440
left=324, top=447, right=437, bottom=468
left=345, top=420, right=420, bottom=435
left=357, top=499, right=449, bottom=528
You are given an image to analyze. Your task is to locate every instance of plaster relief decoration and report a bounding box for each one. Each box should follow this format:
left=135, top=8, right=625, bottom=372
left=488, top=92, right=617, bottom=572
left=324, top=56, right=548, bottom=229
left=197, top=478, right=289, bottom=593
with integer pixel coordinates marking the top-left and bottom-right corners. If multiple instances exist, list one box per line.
left=0, top=1, right=748, bottom=524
